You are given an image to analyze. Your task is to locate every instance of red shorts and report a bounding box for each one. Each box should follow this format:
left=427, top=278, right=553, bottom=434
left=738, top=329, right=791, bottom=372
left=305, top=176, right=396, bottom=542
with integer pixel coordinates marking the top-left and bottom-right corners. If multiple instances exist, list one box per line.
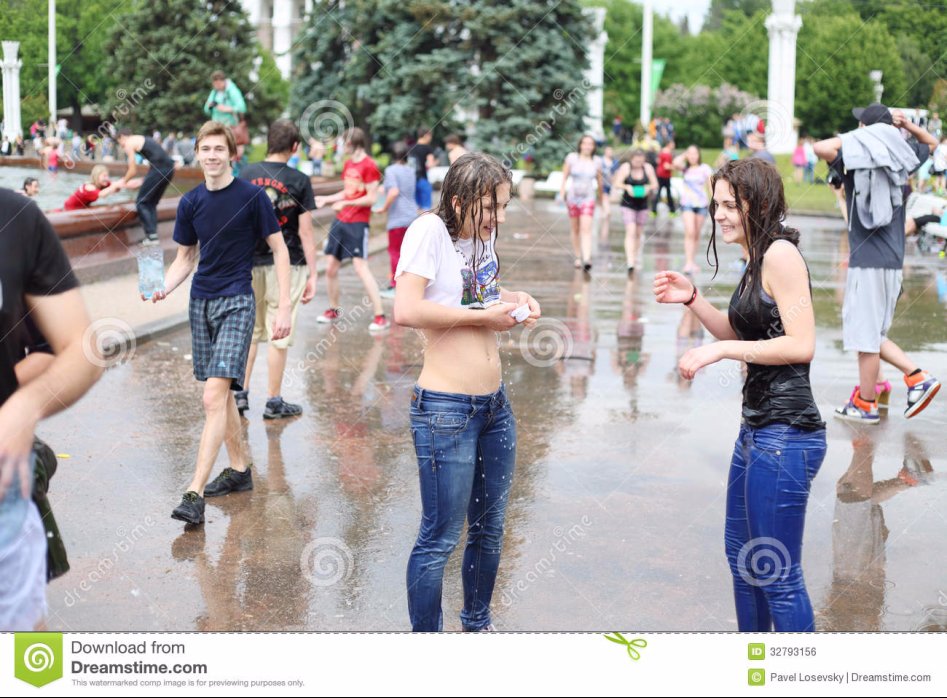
left=567, top=200, right=596, bottom=218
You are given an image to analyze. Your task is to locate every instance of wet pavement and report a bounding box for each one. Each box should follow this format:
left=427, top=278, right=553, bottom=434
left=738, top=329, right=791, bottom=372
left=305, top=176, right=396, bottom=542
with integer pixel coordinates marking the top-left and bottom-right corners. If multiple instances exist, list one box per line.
left=42, top=198, right=947, bottom=631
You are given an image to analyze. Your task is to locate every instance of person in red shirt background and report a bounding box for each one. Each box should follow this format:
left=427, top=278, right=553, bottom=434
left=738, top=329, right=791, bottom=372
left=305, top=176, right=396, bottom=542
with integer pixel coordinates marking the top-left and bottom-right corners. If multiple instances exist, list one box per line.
left=63, top=165, right=131, bottom=210
left=314, top=127, right=389, bottom=332
left=651, top=141, right=677, bottom=217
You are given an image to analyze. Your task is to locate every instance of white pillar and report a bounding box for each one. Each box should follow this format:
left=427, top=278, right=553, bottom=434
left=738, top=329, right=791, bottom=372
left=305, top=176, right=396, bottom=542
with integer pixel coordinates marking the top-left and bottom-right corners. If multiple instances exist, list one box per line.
left=640, top=0, right=653, bottom=130
left=2, top=42, right=23, bottom=142
left=583, top=7, right=607, bottom=139
left=765, top=0, right=802, bottom=154
left=49, top=0, right=57, bottom=125
left=272, top=0, right=293, bottom=79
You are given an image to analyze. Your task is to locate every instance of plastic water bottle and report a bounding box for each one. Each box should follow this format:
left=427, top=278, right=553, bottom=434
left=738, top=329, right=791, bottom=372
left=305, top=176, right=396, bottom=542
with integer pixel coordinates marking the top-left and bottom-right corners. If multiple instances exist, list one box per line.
left=136, top=245, right=165, bottom=299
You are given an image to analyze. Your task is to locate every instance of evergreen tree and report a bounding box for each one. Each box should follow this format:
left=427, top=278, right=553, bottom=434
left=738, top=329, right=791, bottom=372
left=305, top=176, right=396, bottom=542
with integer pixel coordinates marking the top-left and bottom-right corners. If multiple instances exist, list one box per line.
left=103, top=0, right=286, bottom=133
left=292, top=0, right=593, bottom=173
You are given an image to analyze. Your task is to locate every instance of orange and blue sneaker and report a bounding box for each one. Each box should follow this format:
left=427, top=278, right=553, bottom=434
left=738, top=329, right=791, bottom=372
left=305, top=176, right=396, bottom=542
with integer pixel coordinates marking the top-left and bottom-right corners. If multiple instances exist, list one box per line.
left=875, top=380, right=892, bottom=412
left=904, top=370, right=940, bottom=419
left=834, top=387, right=880, bottom=425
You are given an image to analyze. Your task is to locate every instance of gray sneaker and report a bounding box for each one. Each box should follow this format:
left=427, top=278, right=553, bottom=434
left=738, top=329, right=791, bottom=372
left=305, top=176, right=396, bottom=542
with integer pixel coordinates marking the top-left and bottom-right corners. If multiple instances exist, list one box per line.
left=203, top=467, right=253, bottom=497
left=234, top=390, right=249, bottom=415
left=264, top=396, right=303, bottom=419
left=171, top=491, right=205, bottom=524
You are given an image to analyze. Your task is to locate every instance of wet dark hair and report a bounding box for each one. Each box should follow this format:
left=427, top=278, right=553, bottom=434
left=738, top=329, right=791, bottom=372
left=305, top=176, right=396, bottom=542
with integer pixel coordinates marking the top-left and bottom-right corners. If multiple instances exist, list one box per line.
left=708, top=158, right=800, bottom=313
left=435, top=152, right=512, bottom=288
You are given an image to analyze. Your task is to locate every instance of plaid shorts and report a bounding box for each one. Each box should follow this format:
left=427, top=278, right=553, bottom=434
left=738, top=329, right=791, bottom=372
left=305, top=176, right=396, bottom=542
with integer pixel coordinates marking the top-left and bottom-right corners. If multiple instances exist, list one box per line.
left=189, top=294, right=255, bottom=391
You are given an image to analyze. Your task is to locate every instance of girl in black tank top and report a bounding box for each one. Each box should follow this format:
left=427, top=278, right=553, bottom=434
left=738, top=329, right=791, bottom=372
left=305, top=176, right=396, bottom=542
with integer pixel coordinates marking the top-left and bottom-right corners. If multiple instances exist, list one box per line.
left=653, top=158, right=826, bottom=632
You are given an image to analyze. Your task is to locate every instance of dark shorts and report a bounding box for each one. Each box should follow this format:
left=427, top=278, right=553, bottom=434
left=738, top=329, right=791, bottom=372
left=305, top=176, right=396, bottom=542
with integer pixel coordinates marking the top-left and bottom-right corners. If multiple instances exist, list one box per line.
left=324, top=219, right=370, bottom=261
left=189, top=294, right=254, bottom=391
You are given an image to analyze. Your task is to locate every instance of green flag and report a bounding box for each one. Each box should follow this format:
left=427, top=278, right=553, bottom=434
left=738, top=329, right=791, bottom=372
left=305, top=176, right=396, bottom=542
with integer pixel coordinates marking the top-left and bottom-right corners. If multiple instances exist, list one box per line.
left=651, top=59, right=666, bottom=104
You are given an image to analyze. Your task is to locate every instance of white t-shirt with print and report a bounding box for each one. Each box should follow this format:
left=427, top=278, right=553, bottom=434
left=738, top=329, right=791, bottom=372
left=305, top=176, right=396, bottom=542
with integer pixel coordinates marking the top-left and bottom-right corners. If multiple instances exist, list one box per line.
left=395, top=213, right=501, bottom=309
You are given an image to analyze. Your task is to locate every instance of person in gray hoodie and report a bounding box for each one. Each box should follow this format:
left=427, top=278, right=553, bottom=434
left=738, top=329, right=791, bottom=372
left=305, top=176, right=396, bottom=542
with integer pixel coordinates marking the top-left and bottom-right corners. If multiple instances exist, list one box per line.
left=814, top=103, right=939, bottom=424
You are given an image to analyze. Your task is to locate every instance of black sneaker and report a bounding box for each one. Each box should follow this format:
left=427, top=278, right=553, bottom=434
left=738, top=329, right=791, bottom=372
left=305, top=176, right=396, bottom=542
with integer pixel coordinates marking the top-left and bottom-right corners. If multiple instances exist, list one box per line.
left=235, top=390, right=249, bottom=415
left=264, top=396, right=303, bottom=420
left=203, top=466, right=253, bottom=497
left=171, top=491, right=205, bottom=524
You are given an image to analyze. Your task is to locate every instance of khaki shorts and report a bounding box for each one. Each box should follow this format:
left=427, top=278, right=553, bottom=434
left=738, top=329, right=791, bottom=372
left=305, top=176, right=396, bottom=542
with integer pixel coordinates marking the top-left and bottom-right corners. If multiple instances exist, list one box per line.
left=251, top=264, right=309, bottom=348
left=842, top=267, right=902, bottom=353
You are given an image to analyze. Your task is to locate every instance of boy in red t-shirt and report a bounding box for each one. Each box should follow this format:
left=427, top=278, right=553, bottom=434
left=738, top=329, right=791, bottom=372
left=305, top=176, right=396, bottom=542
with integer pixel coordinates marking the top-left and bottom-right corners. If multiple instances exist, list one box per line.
left=315, top=127, right=388, bottom=331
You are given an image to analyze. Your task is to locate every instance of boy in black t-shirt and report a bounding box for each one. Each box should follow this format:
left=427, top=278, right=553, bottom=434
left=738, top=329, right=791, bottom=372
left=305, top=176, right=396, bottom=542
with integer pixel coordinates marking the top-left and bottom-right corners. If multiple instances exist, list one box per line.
left=238, top=119, right=318, bottom=420
left=147, top=121, right=291, bottom=525
left=0, top=189, right=102, bottom=629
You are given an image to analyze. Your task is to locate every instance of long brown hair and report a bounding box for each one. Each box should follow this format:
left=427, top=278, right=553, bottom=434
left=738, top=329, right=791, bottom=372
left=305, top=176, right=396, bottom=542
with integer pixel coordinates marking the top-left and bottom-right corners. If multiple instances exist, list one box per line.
left=435, top=152, right=512, bottom=286
left=708, top=158, right=800, bottom=311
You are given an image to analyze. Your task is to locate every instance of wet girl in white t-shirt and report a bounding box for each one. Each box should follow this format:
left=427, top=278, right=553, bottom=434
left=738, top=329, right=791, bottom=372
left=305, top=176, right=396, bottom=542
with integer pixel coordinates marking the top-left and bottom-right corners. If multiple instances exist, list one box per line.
left=394, top=152, right=541, bottom=631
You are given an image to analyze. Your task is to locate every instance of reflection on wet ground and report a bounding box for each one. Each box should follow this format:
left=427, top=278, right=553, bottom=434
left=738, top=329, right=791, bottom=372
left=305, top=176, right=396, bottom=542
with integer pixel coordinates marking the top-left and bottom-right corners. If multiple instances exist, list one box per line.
left=43, top=200, right=947, bottom=631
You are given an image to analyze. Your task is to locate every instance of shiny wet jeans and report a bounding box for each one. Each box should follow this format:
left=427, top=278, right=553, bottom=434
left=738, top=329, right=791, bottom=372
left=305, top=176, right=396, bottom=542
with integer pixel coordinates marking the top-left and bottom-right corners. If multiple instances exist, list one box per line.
left=406, top=384, right=516, bottom=631
left=725, top=423, right=826, bottom=632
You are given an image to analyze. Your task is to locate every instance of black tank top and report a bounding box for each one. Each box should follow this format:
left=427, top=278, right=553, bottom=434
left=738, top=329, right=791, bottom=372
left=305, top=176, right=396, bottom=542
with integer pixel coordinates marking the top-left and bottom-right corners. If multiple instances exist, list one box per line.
left=728, top=272, right=824, bottom=430
left=621, top=169, right=649, bottom=210
left=139, top=136, right=174, bottom=168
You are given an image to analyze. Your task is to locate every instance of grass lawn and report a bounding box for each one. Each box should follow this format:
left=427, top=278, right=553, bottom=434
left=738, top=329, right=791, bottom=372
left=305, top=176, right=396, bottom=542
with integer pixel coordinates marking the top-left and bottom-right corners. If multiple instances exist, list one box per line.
left=701, top=148, right=841, bottom=216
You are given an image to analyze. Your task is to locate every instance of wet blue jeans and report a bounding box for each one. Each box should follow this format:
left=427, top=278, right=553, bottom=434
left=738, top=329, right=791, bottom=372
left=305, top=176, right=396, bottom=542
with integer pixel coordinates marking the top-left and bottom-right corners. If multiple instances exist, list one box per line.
left=406, top=384, right=516, bottom=631
left=725, top=423, right=826, bottom=632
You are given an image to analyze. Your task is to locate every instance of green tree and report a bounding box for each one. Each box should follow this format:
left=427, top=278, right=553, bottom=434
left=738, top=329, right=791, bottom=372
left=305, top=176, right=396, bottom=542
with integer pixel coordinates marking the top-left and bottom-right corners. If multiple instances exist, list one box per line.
left=290, top=0, right=464, bottom=147
left=794, top=11, right=905, bottom=136
left=586, top=0, right=691, bottom=130
left=683, top=9, right=768, bottom=97
left=703, top=0, right=771, bottom=31
left=292, top=0, right=592, bottom=173
left=0, top=0, right=134, bottom=131
left=103, top=0, right=286, bottom=134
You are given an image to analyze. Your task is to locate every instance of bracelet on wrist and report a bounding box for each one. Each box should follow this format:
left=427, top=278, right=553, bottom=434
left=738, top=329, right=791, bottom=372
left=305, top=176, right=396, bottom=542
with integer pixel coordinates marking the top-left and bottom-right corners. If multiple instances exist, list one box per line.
left=683, top=283, right=698, bottom=306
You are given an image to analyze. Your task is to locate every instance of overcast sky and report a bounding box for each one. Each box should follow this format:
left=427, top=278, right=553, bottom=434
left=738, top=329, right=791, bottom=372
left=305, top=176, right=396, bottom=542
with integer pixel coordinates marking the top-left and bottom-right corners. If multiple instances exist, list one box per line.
left=652, top=0, right=711, bottom=33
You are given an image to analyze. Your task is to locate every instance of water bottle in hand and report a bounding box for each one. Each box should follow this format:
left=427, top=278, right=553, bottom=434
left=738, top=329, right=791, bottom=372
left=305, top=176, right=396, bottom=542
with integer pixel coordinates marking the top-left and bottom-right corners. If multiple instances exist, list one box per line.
left=136, top=245, right=165, bottom=300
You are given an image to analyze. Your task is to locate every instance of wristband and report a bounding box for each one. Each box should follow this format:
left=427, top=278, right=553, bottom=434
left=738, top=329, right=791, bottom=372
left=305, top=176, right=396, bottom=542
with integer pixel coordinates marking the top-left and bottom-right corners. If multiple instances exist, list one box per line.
left=683, top=283, right=698, bottom=306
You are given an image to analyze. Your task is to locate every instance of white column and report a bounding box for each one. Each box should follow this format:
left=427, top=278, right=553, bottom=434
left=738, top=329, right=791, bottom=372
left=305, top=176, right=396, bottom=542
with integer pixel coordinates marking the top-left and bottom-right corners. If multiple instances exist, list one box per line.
left=583, top=7, right=607, bottom=139
left=640, top=0, right=653, bottom=130
left=272, top=0, right=293, bottom=79
left=765, top=0, right=802, bottom=154
left=2, top=42, right=23, bottom=142
left=49, top=0, right=57, bottom=125
left=243, top=0, right=261, bottom=24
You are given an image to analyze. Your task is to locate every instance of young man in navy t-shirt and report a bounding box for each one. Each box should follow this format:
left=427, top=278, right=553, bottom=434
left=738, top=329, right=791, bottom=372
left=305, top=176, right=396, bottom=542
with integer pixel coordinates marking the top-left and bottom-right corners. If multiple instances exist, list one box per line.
left=146, top=121, right=292, bottom=525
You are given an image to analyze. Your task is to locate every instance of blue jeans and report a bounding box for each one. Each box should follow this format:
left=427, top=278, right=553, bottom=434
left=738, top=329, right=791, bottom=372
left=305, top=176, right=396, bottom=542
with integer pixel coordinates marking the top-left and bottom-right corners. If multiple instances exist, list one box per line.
left=406, top=384, right=516, bottom=631
left=725, top=423, right=826, bottom=632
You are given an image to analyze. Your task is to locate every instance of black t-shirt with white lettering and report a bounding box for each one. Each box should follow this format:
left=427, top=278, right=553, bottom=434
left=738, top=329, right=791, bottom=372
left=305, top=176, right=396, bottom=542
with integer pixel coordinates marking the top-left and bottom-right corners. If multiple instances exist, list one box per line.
left=241, top=161, right=316, bottom=267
